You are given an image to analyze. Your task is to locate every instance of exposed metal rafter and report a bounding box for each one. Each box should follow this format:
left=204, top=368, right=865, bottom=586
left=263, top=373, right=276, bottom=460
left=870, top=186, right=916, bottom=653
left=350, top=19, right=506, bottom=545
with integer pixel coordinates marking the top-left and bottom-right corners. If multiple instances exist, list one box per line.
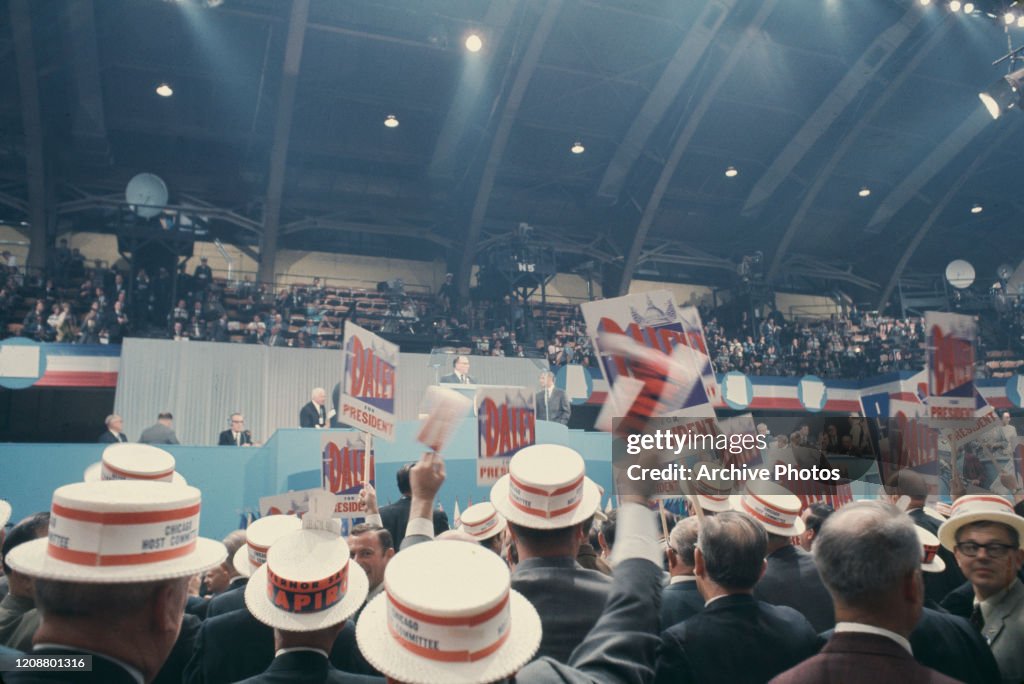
left=595, top=0, right=736, bottom=204
left=865, top=108, right=992, bottom=234
left=456, top=0, right=563, bottom=300
left=742, top=5, right=922, bottom=217
left=257, top=0, right=309, bottom=284
left=616, top=0, right=779, bottom=296
left=281, top=218, right=453, bottom=249
left=877, top=123, right=1016, bottom=312
left=766, top=20, right=953, bottom=282
left=62, top=0, right=110, bottom=166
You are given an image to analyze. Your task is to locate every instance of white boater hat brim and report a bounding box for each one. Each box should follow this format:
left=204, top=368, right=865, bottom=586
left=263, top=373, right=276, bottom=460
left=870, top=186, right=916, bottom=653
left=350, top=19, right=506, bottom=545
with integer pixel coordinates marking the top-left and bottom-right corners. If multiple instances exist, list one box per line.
left=915, top=526, right=946, bottom=573
left=244, top=546, right=369, bottom=632
left=233, top=545, right=251, bottom=577
left=491, top=474, right=601, bottom=530
left=356, top=588, right=541, bottom=684
left=84, top=461, right=187, bottom=486
left=731, top=494, right=806, bottom=536
left=696, top=495, right=733, bottom=514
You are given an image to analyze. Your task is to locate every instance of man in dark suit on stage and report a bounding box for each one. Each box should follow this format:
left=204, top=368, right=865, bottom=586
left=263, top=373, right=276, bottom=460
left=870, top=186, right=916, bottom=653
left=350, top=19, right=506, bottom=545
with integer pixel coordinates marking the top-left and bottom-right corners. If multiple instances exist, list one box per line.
left=654, top=511, right=821, bottom=684
left=439, top=355, right=474, bottom=384
left=378, top=464, right=449, bottom=548
left=661, top=516, right=704, bottom=629
left=139, top=412, right=180, bottom=445
left=219, top=413, right=255, bottom=446
left=97, top=414, right=128, bottom=443
left=770, top=501, right=958, bottom=684
left=535, top=370, right=571, bottom=425
left=299, top=387, right=330, bottom=428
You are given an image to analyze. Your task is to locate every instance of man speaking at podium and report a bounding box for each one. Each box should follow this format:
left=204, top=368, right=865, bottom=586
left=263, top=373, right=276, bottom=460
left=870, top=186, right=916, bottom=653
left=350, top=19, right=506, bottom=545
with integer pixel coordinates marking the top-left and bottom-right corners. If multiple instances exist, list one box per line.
left=440, top=355, right=475, bottom=384
left=536, top=370, right=571, bottom=425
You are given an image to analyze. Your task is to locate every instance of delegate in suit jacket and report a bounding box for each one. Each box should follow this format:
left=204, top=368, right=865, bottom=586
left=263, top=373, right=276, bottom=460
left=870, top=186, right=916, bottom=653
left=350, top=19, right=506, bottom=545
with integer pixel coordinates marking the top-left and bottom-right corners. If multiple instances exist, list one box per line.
left=439, top=372, right=475, bottom=384
left=138, top=422, right=180, bottom=445
left=511, top=556, right=613, bottom=663
left=660, top=578, right=704, bottom=629
left=910, top=606, right=1002, bottom=684
left=235, top=650, right=383, bottom=684
left=980, top=578, right=1024, bottom=683
left=218, top=429, right=254, bottom=446
left=768, top=631, right=960, bottom=684
left=378, top=497, right=449, bottom=548
left=909, top=508, right=965, bottom=604
left=535, top=387, right=571, bottom=425
left=754, top=544, right=836, bottom=632
left=653, top=593, right=821, bottom=684
left=97, top=430, right=127, bottom=444
left=205, top=579, right=248, bottom=618
left=299, top=401, right=326, bottom=428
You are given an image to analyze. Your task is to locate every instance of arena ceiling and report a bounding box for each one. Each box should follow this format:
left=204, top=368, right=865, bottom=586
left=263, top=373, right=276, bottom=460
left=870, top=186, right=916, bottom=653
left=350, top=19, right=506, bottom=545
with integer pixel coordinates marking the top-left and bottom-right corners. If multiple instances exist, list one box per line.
left=0, top=0, right=1023, bottom=307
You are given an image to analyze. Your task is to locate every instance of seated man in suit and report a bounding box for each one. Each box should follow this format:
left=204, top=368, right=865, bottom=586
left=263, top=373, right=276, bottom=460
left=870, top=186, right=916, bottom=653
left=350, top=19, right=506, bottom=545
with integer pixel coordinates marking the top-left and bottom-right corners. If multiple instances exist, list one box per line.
left=661, top=516, right=703, bottom=629
left=489, top=444, right=612, bottom=663
left=139, top=412, right=180, bottom=445
left=535, top=370, right=571, bottom=425
left=439, top=355, right=474, bottom=384
left=97, top=413, right=128, bottom=443
left=770, top=501, right=958, bottom=684
left=219, top=413, right=256, bottom=446
left=654, top=511, right=821, bottom=684
left=378, top=464, right=449, bottom=548
left=938, top=494, right=1024, bottom=683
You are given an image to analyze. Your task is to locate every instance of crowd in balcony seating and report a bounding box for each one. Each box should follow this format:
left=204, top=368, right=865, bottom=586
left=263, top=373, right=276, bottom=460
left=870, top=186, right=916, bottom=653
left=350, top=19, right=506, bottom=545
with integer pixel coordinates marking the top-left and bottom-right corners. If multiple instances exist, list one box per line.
left=0, top=257, right=1012, bottom=381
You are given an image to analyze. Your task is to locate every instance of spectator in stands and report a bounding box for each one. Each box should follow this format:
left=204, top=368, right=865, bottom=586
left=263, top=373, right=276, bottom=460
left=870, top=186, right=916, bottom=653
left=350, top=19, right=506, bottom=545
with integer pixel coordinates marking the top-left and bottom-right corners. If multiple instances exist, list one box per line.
left=21, top=300, right=48, bottom=341
left=97, top=414, right=128, bottom=443
left=194, top=256, right=213, bottom=292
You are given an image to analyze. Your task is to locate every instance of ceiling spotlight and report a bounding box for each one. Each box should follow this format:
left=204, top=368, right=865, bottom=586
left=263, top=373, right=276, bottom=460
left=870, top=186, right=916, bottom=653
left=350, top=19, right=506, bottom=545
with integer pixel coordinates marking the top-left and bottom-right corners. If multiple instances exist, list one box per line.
left=971, top=204, right=984, bottom=214
left=963, top=2, right=974, bottom=12
left=725, top=166, right=739, bottom=177
left=978, top=66, right=1024, bottom=119
left=570, top=141, right=585, bottom=154
left=1018, top=15, right=1024, bottom=26
left=949, top=1, right=961, bottom=11
left=1005, top=11, right=1016, bottom=23
left=155, top=83, right=173, bottom=97
left=919, top=0, right=931, bottom=5
left=384, top=114, right=399, bottom=128
left=465, top=33, right=483, bottom=52
left=858, top=187, right=871, bottom=197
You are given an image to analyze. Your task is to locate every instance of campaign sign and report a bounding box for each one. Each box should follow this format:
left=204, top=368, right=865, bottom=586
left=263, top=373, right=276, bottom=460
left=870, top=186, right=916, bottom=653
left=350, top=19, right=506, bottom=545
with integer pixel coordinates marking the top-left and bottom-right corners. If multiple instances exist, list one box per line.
left=476, top=387, right=536, bottom=486
left=581, top=291, right=712, bottom=417
left=321, top=433, right=374, bottom=518
left=341, top=322, right=398, bottom=441
left=259, top=487, right=364, bottom=533
left=926, top=312, right=977, bottom=419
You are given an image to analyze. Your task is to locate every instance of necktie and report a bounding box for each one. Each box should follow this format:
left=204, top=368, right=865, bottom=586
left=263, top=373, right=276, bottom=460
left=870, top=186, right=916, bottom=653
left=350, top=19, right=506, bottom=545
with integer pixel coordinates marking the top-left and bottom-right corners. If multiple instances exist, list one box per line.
left=319, top=405, right=326, bottom=425
left=969, top=604, right=985, bottom=633
left=461, top=374, right=467, bottom=384
left=545, top=389, right=550, bottom=420
left=235, top=432, right=240, bottom=446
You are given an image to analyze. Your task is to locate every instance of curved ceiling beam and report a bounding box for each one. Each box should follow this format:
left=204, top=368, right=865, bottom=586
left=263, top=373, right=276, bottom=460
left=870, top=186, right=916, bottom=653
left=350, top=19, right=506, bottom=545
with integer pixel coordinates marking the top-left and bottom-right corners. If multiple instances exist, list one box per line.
left=876, top=122, right=1014, bottom=312
left=595, top=0, right=736, bottom=203
left=742, top=6, right=922, bottom=217
left=456, top=0, right=563, bottom=300
left=866, top=108, right=991, bottom=234
left=429, top=0, right=519, bottom=178
left=766, top=20, right=952, bottom=282
left=616, top=0, right=779, bottom=296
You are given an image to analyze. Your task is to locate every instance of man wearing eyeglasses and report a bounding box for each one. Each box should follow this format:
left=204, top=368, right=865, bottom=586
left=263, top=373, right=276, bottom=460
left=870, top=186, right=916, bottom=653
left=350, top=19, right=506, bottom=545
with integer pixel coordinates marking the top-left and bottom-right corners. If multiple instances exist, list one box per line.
left=938, top=495, right=1024, bottom=683
left=219, top=413, right=255, bottom=447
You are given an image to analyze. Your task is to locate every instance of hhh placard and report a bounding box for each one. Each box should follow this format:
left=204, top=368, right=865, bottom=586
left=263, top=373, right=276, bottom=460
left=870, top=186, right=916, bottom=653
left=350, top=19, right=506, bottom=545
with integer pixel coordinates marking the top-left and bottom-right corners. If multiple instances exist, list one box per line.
left=340, top=322, right=398, bottom=441
left=321, top=432, right=375, bottom=519
left=476, top=387, right=536, bottom=486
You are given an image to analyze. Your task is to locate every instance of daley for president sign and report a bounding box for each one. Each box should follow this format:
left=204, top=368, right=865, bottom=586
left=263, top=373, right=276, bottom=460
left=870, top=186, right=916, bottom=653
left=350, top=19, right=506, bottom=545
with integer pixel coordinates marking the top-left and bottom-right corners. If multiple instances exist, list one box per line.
left=340, top=322, right=398, bottom=441
left=476, top=387, right=536, bottom=486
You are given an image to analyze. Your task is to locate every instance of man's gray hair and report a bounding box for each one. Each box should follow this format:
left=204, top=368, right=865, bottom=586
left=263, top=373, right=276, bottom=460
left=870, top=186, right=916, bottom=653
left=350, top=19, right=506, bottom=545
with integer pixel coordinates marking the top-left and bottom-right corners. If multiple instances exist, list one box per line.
left=813, top=500, right=920, bottom=606
left=697, top=511, right=767, bottom=590
left=104, top=414, right=121, bottom=428
left=35, top=577, right=188, bottom=619
left=669, top=516, right=700, bottom=567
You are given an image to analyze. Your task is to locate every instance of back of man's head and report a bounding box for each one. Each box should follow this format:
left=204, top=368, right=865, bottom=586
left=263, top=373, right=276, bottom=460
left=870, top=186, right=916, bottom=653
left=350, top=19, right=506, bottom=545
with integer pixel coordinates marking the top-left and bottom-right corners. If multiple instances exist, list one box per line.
left=2, top=512, right=49, bottom=574
left=668, top=516, right=700, bottom=574
left=813, top=501, right=921, bottom=618
left=805, top=503, right=834, bottom=536
left=697, top=511, right=767, bottom=591
left=396, top=463, right=413, bottom=497
left=508, top=521, right=580, bottom=559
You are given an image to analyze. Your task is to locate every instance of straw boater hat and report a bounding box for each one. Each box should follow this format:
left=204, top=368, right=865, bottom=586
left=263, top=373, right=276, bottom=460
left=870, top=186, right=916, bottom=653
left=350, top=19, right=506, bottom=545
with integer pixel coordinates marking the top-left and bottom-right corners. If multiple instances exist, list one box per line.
left=232, top=514, right=302, bottom=577
left=937, top=494, right=1024, bottom=551
left=458, top=502, right=507, bottom=542
left=915, top=526, right=946, bottom=573
left=688, top=461, right=734, bottom=513
left=356, top=540, right=541, bottom=684
left=5, top=480, right=226, bottom=583
left=490, top=444, right=601, bottom=530
left=244, top=528, right=368, bottom=632
left=0, top=499, right=11, bottom=529
left=733, top=482, right=806, bottom=536
left=84, top=443, right=188, bottom=486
